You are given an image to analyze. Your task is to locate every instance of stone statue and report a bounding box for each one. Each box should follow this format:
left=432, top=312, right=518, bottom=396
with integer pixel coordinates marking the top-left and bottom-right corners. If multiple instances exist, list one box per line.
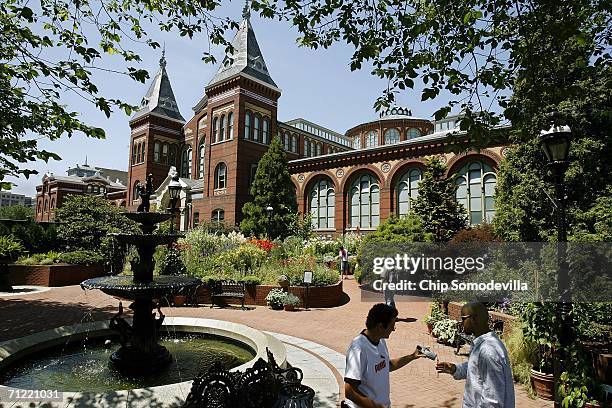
left=136, top=173, right=154, bottom=213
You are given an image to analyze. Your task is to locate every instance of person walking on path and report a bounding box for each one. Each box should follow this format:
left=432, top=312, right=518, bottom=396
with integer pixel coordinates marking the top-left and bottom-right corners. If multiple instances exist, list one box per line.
left=339, top=245, right=349, bottom=280
left=436, top=302, right=515, bottom=408
left=343, top=303, right=424, bottom=408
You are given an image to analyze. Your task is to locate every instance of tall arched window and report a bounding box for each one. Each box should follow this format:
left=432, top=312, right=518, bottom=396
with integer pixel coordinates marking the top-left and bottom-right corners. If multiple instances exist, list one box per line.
left=181, top=146, right=192, bottom=178
left=214, top=163, right=227, bottom=189
left=198, top=142, right=205, bottom=179
left=154, top=141, right=161, bottom=162
left=132, top=180, right=140, bottom=201
left=291, top=135, right=298, bottom=152
left=50, top=198, right=55, bottom=209
left=365, top=131, right=378, bottom=148
left=397, top=168, right=422, bottom=216
left=309, top=179, right=335, bottom=229
left=244, top=111, right=252, bottom=139
left=228, top=112, right=234, bottom=139
left=136, top=143, right=142, bottom=163
left=44, top=199, right=48, bottom=212
left=211, top=209, right=225, bottom=222
left=212, top=117, right=219, bottom=143
left=169, top=145, right=177, bottom=167
left=219, top=114, right=226, bottom=142
left=316, top=143, right=322, bottom=156
left=384, top=128, right=400, bottom=145
left=132, top=143, right=137, bottom=164
left=407, top=128, right=421, bottom=139
left=161, top=143, right=169, bottom=164
left=350, top=174, right=380, bottom=228
left=455, top=161, right=497, bottom=224
left=253, top=114, right=261, bottom=142
left=262, top=118, right=269, bottom=144
left=283, top=133, right=289, bottom=150
left=353, top=136, right=361, bottom=149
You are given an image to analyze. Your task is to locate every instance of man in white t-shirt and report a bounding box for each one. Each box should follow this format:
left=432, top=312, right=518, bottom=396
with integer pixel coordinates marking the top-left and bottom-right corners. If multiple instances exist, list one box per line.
left=343, top=303, right=424, bottom=408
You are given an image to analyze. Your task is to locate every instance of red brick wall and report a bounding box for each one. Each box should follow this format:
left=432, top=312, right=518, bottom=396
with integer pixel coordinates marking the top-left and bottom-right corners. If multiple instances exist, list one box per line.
left=195, top=280, right=344, bottom=308
left=7, top=264, right=105, bottom=287
left=447, top=301, right=517, bottom=338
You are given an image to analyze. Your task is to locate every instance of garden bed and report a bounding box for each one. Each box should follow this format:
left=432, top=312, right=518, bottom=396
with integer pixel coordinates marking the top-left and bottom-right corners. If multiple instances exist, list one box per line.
left=6, top=263, right=105, bottom=287
left=195, top=280, right=344, bottom=308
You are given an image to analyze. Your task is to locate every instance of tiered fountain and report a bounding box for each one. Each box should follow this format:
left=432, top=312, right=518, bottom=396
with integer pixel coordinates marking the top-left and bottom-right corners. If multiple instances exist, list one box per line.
left=81, top=174, right=201, bottom=375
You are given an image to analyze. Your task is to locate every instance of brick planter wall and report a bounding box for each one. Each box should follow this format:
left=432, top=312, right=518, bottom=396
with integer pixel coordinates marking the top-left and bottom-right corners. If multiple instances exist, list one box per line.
left=447, top=301, right=517, bottom=338
left=7, top=264, right=106, bottom=287
left=196, top=280, right=344, bottom=308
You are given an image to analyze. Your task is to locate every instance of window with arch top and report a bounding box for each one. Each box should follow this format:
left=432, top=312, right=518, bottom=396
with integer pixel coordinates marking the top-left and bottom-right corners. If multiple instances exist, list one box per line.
left=365, top=131, right=378, bottom=148
left=214, top=162, right=227, bottom=189
left=181, top=145, right=192, bottom=178
left=397, top=168, right=422, bottom=216
left=309, top=179, right=335, bottom=229
left=407, top=128, right=421, bottom=139
left=154, top=141, right=161, bottom=162
left=455, top=161, right=497, bottom=224
left=228, top=112, right=234, bottom=139
left=253, top=114, right=261, bottom=142
left=384, top=128, right=400, bottom=145
left=244, top=111, right=252, bottom=139
left=263, top=118, right=269, bottom=144
left=219, top=114, right=226, bottom=142
left=212, top=117, right=219, bottom=143
left=198, top=142, right=205, bottom=179
left=350, top=173, right=380, bottom=228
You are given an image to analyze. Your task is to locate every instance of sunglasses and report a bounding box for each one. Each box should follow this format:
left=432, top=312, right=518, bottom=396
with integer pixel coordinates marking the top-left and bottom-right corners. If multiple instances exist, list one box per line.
left=461, top=314, right=472, bottom=321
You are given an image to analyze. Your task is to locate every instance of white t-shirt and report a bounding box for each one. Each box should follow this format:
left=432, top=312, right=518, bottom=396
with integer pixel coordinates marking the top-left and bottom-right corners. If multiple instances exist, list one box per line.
left=339, top=249, right=349, bottom=262
left=344, top=331, right=391, bottom=408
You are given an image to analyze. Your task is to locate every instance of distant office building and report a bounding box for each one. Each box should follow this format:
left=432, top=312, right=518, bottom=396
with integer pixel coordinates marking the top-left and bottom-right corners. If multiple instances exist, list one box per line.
left=0, top=192, right=34, bottom=208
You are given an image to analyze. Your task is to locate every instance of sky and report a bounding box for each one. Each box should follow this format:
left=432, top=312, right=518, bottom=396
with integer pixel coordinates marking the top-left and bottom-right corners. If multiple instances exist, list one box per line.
left=8, top=1, right=454, bottom=196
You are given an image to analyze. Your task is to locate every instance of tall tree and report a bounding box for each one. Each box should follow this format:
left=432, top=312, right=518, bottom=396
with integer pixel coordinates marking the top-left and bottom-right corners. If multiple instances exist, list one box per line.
left=240, top=137, right=297, bottom=240
left=411, top=157, right=468, bottom=241
left=0, top=0, right=238, bottom=189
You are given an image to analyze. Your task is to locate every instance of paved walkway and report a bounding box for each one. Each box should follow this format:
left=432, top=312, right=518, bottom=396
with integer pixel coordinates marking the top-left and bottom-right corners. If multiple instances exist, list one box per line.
left=0, top=278, right=552, bottom=408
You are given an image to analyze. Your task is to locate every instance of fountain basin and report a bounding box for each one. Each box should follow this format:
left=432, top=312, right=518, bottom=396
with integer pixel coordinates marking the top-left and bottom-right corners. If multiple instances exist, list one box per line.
left=81, top=276, right=202, bottom=299
left=0, top=318, right=286, bottom=406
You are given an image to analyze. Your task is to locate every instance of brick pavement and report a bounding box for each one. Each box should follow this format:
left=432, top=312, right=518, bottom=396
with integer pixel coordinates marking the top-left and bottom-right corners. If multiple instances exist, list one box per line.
left=0, top=279, right=552, bottom=408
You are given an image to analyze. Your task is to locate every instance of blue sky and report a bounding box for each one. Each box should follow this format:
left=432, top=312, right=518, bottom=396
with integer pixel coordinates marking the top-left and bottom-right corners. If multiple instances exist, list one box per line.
left=9, top=1, right=452, bottom=196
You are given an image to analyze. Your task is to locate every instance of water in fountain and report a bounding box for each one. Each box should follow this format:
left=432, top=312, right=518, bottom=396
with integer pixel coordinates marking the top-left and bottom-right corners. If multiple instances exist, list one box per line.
left=81, top=175, right=202, bottom=375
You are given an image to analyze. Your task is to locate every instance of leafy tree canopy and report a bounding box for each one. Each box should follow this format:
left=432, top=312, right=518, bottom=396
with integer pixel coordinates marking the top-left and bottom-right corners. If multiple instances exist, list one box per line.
left=412, top=157, right=468, bottom=241
left=0, top=0, right=240, bottom=189
left=240, top=137, right=298, bottom=240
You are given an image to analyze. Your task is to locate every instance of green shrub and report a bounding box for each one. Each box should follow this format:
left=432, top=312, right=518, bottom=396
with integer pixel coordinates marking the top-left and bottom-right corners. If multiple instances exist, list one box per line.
left=216, top=244, right=267, bottom=273
left=451, top=222, right=500, bottom=242
left=283, top=292, right=300, bottom=307
left=503, top=321, right=535, bottom=397
left=0, top=235, right=24, bottom=260
left=239, top=275, right=262, bottom=286
left=16, top=251, right=62, bottom=265
left=424, top=302, right=447, bottom=326
left=157, top=247, right=187, bottom=276
left=59, top=250, right=104, bottom=265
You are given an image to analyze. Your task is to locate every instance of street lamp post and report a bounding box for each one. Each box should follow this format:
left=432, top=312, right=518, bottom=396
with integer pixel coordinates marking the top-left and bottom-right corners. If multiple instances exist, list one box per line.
left=539, top=124, right=572, bottom=404
left=167, top=175, right=182, bottom=235
left=266, top=206, right=274, bottom=239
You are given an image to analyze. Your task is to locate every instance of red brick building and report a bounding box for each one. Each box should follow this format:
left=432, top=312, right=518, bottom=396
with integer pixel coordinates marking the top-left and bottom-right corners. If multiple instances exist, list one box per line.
left=39, top=6, right=507, bottom=233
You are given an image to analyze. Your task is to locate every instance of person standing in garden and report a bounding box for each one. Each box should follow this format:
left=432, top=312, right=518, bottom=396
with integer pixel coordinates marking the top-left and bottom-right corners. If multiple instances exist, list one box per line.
left=343, top=303, right=424, bottom=408
left=339, top=245, right=349, bottom=280
left=436, top=302, right=515, bottom=407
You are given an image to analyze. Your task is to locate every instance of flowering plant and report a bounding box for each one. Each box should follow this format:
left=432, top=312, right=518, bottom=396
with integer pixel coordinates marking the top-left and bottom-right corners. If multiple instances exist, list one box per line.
left=248, top=238, right=276, bottom=253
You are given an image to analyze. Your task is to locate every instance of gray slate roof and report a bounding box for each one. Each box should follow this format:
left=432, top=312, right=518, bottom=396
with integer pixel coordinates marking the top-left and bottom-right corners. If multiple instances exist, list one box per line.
left=208, top=12, right=277, bottom=89
left=131, top=52, right=185, bottom=122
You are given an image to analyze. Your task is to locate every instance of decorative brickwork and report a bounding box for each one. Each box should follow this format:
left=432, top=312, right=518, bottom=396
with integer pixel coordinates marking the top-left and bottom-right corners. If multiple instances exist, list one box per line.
left=7, top=264, right=106, bottom=287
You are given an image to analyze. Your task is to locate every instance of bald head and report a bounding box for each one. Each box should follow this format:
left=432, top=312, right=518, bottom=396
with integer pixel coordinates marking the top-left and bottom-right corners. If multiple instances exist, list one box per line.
left=461, top=302, right=490, bottom=336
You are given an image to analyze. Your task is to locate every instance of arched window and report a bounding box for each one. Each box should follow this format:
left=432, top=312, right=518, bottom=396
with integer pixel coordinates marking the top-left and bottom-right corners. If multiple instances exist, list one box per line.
left=365, top=131, right=378, bottom=148
left=50, top=198, right=55, bottom=209
left=316, top=143, right=322, bottom=156
left=37, top=202, right=41, bottom=214
left=212, top=117, right=219, bottom=143
left=253, top=114, right=261, bottom=142
left=154, top=141, right=161, bottom=162
left=161, top=143, right=169, bottom=164
left=262, top=118, right=269, bottom=144
left=350, top=174, right=380, bottom=228
left=198, top=143, right=205, bottom=179
left=133, top=180, right=140, bottom=201
left=219, top=114, right=226, bottom=142
left=193, top=212, right=200, bottom=228
left=244, top=111, right=251, bottom=139
left=169, top=145, right=177, bottom=167
left=354, top=136, right=361, bottom=149
left=132, top=143, right=137, bottom=165
left=397, top=168, right=422, bottom=216
left=136, top=143, right=142, bottom=163
left=455, top=161, right=497, bottom=224
left=309, top=179, right=335, bottom=229
left=141, top=142, right=146, bottom=162
left=407, top=128, right=421, bottom=139
left=44, top=199, right=48, bottom=212
left=214, top=163, right=227, bottom=189
left=291, top=135, right=298, bottom=152
left=211, top=209, right=225, bottom=222
left=228, top=112, right=234, bottom=139
left=181, top=145, right=192, bottom=178
left=384, top=128, right=400, bottom=145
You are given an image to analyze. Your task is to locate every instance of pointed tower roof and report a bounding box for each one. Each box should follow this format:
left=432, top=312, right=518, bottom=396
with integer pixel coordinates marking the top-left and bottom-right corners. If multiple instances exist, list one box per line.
left=207, top=3, right=278, bottom=89
left=131, top=49, right=185, bottom=123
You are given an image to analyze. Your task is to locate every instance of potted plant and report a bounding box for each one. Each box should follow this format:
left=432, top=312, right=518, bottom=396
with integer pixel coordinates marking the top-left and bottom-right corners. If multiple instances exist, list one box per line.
left=432, top=318, right=458, bottom=345
left=265, top=288, right=286, bottom=310
left=424, top=302, right=446, bottom=334
left=523, top=303, right=555, bottom=401
left=0, top=235, right=23, bottom=263
left=283, top=293, right=300, bottom=311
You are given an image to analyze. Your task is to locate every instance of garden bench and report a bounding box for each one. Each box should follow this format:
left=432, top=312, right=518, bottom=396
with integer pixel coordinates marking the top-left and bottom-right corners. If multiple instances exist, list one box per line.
left=210, top=280, right=246, bottom=310
left=454, top=316, right=504, bottom=355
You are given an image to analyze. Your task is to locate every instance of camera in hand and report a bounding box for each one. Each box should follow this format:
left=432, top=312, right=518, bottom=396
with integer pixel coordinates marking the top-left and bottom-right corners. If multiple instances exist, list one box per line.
left=417, top=345, right=437, bottom=360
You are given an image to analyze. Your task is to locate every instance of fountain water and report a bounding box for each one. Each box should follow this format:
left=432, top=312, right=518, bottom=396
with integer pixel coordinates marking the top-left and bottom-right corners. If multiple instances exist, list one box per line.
left=81, top=174, right=201, bottom=375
